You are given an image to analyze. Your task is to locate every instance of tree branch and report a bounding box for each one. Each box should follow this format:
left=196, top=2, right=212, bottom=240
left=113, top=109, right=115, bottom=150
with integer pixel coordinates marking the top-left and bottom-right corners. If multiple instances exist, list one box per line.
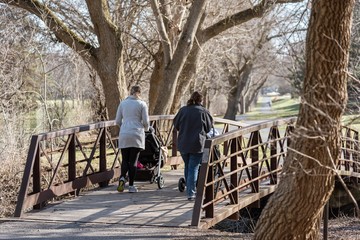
left=170, top=0, right=206, bottom=72
left=85, top=0, right=117, bottom=43
left=1, top=0, right=94, bottom=61
left=199, top=0, right=303, bottom=43
left=151, top=0, right=172, bottom=65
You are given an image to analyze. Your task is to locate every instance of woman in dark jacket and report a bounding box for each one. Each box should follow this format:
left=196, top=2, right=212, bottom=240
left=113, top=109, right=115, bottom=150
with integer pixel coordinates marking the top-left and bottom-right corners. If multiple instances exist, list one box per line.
left=173, top=91, right=213, bottom=200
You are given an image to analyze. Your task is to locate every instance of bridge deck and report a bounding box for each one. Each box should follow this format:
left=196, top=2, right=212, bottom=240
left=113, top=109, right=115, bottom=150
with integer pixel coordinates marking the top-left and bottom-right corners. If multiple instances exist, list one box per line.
left=21, top=169, right=195, bottom=227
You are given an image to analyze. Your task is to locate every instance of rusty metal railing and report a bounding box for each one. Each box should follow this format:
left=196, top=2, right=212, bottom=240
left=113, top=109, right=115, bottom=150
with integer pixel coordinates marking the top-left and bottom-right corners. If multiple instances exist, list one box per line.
left=14, top=115, right=245, bottom=217
left=191, top=118, right=360, bottom=229
left=191, top=117, right=297, bottom=228
left=339, top=126, right=360, bottom=176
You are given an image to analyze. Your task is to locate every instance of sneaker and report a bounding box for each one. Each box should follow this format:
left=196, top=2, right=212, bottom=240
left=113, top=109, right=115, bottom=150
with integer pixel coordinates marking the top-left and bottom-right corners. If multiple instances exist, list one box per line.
left=117, top=177, right=125, bottom=192
left=129, top=185, right=138, bottom=193
left=187, top=196, right=195, bottom=201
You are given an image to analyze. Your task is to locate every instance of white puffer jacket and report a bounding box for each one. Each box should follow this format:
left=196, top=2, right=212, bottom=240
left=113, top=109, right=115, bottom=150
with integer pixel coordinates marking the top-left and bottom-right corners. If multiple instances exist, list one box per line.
left=115, top=96, right=150, bottom=149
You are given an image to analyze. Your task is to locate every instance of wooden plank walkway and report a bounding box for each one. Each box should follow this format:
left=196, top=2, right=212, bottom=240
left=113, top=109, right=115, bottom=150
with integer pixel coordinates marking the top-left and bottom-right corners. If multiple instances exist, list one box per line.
left=21, top=169, right=196, bottom=228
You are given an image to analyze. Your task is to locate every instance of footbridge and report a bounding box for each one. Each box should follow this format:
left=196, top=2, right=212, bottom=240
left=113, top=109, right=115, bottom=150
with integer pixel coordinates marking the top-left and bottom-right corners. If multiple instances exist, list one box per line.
left=14, top=116, right=360, bottom=229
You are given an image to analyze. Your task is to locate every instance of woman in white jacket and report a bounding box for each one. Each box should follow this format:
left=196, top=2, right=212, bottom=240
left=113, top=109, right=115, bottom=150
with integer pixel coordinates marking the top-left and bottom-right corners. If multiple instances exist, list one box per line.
left=115, top=86, right=150, bottom=193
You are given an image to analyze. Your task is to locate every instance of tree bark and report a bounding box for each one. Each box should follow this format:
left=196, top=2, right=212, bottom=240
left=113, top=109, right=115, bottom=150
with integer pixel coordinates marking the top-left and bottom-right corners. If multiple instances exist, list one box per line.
left=85, top=0, right=127, bottom=120
left=170, top=44, right=201, bottom=114
left=148, top=50, right=164, bottom=113
left=254, top=0, right=355, bottom=239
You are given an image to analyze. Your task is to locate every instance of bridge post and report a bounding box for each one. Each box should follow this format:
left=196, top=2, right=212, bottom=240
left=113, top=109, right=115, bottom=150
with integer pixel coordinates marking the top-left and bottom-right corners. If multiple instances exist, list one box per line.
left=33, top=141, right=42, bottom=210
left=205, top=159, right=214, bottom=219
left=191, top=141, right=212, bottom=226
left=223, top=124, right=229, bottom=156
left=270, top=127, right=278, bottom=184
left=99, top=127, right=108, bottom=187
left=345, top=129, right=351, bottom=171
left=68, top=134, right=76, bottom=196
left=228, top=137, right=239, bottom=220
left=15, top=136, right=40, bottom=217
left=286, top=125, right=294, bottom=147
left=354, top=132, right=359, bottom=173
left=171, top=128, right=179, bottom=169
left=250, top=131, right=259, bottom=194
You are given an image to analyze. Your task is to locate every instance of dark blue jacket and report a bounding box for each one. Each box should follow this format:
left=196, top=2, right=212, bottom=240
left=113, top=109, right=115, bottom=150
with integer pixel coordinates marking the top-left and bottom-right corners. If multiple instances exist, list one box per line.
left=173, top=104, right=213, bottom=153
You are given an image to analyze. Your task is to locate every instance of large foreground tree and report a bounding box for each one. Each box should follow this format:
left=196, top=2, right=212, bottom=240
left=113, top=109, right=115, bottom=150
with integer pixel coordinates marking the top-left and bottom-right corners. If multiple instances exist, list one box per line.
left=254, top=0, right=355, bottom=239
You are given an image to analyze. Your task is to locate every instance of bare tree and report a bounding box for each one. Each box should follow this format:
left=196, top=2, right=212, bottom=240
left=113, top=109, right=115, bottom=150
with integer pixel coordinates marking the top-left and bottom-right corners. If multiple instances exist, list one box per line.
left=1, top=0, right=304, bottom=118
left=0, top=8, right=41, bottom=217
left=165, top=0, right=303, bottom=114
left=0, top=0, right=128, bottom=120
left=254, top=0, right=355, bottom=239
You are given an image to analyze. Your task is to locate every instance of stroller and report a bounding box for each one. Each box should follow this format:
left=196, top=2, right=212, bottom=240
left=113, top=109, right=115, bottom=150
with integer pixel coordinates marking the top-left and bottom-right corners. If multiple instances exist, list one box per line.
left=135, top=129, right=165, bottom=189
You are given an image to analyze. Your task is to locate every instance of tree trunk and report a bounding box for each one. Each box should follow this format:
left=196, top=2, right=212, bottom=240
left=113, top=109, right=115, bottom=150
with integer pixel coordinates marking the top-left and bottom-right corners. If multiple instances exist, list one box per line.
left=94, top=59, right=126, bottom=120
left=148, top=50, right=164, bottom=114
left=254, top=1, right=354, bottom=239
left=245, top=76, right=267, bottom=113
left=224, top=61, right=252, bottom=120
left=170, top=44, right=201, bottom=114
left=223, top=83, right=238, bottom=120
left=152, top=0, right=206, bottom=115
left=84, top=0, right=127, bottom=120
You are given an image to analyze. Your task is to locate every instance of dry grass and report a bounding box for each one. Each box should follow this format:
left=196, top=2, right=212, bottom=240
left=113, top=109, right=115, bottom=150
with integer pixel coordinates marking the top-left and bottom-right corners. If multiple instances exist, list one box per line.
left=0, top=158, right=24, bottom=217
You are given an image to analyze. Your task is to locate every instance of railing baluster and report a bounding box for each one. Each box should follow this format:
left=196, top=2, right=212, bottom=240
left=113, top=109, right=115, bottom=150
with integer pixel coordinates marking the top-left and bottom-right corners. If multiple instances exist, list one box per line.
left=270, top=127, right=278, bottom=185
left=191, top=141, right=212, bottom=226
left=33, top=141, right=42, bottom=210
left=68, top=133, right=76, bottom=196
left=14, top=136, right=40, bottom=217
left=345, top=129, right=351, bottom=171
left=251, top=131, right=259, bottom=193
left=205, top=159, right=214, bottom=219
left=229, top=137, right=239, bottom=220
left=354, top=131, right=359, bottom=173
left=99, top=127, right=108, bottom=187
left=171, top=127, right=179, bottom=170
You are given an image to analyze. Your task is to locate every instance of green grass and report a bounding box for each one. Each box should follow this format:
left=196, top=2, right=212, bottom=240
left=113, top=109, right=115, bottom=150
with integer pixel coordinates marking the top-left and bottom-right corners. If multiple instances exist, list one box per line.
left=240, top=95, right=360, bottom=131
left=242, top=95, right=300, bottom=120
left=342, top=114, right=360, bottom=130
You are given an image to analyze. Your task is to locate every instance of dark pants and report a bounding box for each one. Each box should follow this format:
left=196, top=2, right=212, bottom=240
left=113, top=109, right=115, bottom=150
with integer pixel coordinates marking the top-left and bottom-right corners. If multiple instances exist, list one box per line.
left=120, top=147, right=141, bottom=186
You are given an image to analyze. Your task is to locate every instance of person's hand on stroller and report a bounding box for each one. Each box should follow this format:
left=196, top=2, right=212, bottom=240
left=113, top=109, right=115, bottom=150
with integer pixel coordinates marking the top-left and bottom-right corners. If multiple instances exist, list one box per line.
left=148, top=126, right=155, bottom=133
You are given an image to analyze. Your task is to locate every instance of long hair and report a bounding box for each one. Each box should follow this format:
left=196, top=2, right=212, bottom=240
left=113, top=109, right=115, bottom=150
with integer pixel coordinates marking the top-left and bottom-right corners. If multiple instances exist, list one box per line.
left=186, top=91, right=203, bottom=106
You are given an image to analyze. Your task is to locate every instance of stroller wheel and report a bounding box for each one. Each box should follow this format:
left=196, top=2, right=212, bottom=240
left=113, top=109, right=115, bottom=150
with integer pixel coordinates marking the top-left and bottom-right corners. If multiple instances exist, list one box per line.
left=157, top=174, right=165, bottom=189
left=178, top=177, right=186, bottom=192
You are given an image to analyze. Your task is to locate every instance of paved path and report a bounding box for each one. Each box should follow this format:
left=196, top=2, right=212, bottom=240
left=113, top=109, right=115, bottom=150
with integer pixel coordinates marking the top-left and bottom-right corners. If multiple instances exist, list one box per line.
left=0, top=169, right=250, bottom=239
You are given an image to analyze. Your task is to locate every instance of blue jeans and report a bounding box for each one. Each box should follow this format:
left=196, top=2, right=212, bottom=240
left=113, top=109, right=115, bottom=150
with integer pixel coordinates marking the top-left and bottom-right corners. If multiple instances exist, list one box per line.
left=181, top=152, right=203, bottom=198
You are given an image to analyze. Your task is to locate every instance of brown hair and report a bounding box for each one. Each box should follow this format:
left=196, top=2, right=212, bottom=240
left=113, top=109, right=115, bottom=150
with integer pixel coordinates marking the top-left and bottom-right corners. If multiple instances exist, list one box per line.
left=187, top=91, right=203, bottom=106
left=130, top=85, right=141, bottom=95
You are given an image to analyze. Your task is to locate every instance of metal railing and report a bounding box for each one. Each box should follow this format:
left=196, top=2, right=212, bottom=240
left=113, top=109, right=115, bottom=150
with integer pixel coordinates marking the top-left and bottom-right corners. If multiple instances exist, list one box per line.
left=15, top=115, right=360, bottom=227
left=14, top=116, right=245, bottom=217
left=191, top=118, right=360, bottom=228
